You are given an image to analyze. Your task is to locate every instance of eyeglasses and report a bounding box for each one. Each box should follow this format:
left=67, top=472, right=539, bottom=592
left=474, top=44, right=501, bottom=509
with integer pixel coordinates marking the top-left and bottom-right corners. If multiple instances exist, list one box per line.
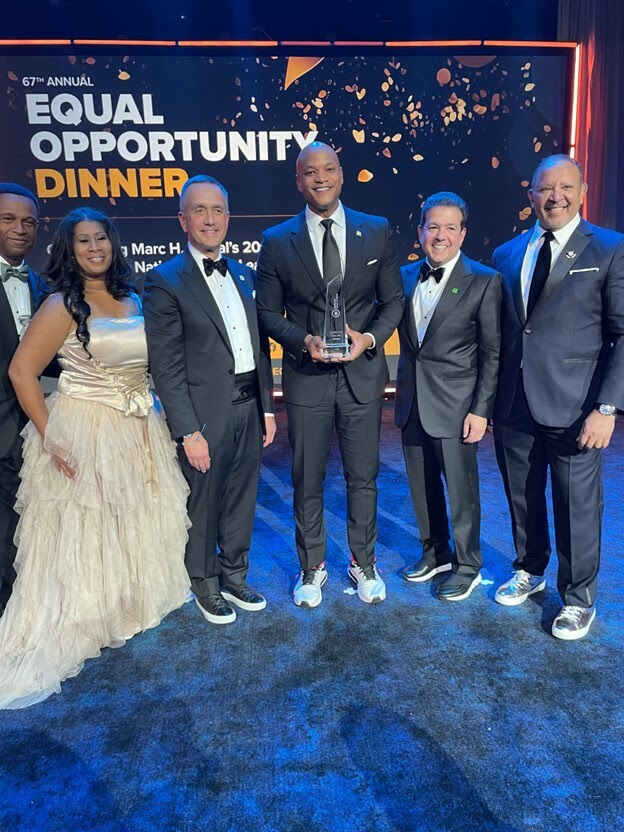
left=0, top=214, right=39, bottom=230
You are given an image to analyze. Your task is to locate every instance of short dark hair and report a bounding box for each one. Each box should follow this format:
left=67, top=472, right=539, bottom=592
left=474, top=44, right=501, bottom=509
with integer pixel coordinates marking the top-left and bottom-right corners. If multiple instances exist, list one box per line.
left=179, top=175, right=229, bottom=210
left=0, top=182, right=39, bottom=214
left=419, top=191, right=468, bottom=228
left=531, top=154, right=584, bottom=190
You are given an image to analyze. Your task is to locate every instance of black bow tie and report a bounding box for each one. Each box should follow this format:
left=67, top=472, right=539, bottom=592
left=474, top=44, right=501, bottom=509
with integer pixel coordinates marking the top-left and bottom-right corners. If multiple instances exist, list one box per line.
left=419, top=262, right=444, bottom=284
left=203, top=257, right=228, bottom=277
left=1, top=263, right=29, bottom=283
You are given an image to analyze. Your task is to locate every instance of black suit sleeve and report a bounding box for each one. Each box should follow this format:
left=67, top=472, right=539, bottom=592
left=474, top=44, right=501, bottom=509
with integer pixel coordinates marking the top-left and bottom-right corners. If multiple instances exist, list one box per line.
left=142, top=271, right=202, bottom=439
left=470, top=272, right=502, bottom=418
left=596, top=240, right=624, bottom=410
left=256, top=233, right=310, bottom=357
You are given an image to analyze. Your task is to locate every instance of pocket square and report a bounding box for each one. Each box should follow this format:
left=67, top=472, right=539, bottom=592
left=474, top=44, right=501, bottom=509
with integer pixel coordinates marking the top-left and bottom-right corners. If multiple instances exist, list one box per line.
left=366, top=259, right=378, bottom=266
left=569, top=267, right=599, bottom=274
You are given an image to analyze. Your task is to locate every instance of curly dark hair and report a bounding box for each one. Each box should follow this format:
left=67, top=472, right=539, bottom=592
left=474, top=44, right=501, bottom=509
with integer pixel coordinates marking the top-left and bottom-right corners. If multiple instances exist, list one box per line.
left=44, top=207, right=135, bottom=355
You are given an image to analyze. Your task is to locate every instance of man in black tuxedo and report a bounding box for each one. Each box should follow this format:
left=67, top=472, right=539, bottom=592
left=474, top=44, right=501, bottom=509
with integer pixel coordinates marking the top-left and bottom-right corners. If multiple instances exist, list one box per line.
left=256, top=141, right=404, bottom=608
left=0, top=183, right=42, bottom=612
left=143, top=175, right=275, bottom=625
left=492, top=154, right=624, bottom=640
left=395, top=192, right=501, bottom=601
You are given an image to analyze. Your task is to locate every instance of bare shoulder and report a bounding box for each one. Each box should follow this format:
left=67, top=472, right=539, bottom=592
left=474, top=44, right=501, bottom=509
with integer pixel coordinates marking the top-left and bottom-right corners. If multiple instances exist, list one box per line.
left=36, top=292, right=71, bottom=320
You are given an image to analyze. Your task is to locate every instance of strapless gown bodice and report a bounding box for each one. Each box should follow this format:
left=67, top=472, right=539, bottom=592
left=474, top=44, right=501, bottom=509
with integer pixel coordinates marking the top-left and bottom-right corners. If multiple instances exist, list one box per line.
left=57, top=316, right=152, bottom=417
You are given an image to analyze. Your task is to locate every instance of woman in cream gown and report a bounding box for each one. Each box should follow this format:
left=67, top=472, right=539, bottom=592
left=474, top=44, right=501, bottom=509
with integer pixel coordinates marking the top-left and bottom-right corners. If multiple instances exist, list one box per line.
left=0, top=207, right=190, bottom=709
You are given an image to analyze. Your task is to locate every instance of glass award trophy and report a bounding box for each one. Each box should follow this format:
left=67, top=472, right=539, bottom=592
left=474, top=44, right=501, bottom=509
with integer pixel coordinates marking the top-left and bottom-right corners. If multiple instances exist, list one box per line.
left=322, top=275, right=350, bottom=359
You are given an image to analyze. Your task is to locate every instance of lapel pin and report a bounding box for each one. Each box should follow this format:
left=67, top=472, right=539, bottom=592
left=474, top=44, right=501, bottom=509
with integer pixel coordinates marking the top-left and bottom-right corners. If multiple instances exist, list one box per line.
left=356, top=230, right=362, bottom=237
left=239, top=275, right=244, bottom=281
left=565, top=250, right=576, bottom=259
left=451, top=287, right=458, bottom=294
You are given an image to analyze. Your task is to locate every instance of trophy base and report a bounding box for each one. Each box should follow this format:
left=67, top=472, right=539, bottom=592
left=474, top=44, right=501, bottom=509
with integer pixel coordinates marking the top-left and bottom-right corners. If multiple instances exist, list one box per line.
left=321, top=344, right=350, bottom=360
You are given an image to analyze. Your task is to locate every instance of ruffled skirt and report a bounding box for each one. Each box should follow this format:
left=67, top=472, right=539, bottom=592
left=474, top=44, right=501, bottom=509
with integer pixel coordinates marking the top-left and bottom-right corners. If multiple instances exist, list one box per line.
left=0, top=392, right=191, bottom=709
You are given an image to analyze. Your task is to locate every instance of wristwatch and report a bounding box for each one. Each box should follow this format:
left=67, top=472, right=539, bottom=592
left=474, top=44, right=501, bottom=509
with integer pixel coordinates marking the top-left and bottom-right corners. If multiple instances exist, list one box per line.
left=596, top=404, right=617, bottom=417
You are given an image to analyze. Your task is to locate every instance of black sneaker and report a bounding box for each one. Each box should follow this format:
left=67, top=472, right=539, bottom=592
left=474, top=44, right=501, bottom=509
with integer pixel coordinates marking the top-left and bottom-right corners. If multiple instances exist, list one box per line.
left=195, top=593, right=236, bottom=624
left=221, top=584, right=267, bottom=611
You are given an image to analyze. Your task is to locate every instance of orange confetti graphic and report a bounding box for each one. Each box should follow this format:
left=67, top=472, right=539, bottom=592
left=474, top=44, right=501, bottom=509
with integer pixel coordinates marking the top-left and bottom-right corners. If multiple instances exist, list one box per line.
left=491, top=157, right=500, bottom=169
left=358, top=170, right=374, bottom=182
left=352, top=129, right=365, bottom=143
left=118, top=71, right=130, bottom=81
left=519, top=207, right=532, bottom=221
left=436, top=68, right=451, bottom=85
left=284, top=57, right=324, bottom=90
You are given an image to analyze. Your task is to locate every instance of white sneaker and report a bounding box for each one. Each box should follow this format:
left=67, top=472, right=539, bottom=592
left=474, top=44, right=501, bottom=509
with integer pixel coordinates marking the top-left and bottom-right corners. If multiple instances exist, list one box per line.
left=495, top=570, right=546, bottom=606
left=552, top=605, right=596, bottom=640
left=348, top=563, right=386, bottom=604
left=293, top=568, right=328, bottom=609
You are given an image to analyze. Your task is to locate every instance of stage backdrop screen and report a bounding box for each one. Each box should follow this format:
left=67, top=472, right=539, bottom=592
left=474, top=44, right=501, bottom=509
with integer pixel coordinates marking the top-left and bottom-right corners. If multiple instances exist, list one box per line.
left=0, top=51, right=570, bottom=379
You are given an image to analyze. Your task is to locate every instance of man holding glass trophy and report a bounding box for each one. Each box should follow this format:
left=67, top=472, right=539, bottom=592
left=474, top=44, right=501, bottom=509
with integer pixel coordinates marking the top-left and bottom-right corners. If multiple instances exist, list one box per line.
left=257, top=142, right=404, bottom=609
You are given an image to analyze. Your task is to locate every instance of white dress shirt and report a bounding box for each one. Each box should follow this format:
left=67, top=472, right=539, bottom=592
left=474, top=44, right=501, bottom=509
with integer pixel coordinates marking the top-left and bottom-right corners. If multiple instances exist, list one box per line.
left=304, top=202, right=376, bottom=348
left=520, top=214, right=581, bottom=315
left=188, top=244, right=255, bottom=374
left=412, top=250, right=462, bottom=347
left=0, top=255, right=32, bottom=339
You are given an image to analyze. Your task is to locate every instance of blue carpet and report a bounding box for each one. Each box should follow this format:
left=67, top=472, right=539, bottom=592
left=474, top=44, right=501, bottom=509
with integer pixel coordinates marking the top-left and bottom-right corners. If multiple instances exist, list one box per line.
left=1, top=403, right=622, bottom=832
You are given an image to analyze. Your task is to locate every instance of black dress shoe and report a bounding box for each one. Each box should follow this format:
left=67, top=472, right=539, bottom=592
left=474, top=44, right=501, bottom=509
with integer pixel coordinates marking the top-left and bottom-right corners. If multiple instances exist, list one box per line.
left=436, top=571, right=482, bottom=601
left=403, top=555, right=452, bottom=583
left=195, top=593, right=237, bottom=624
left=221, top=584, right=267, bottom=611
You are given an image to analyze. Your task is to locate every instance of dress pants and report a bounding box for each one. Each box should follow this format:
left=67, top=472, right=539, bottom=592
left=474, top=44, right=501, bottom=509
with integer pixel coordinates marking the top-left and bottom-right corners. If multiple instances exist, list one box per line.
left=286, top=367, right=382, bottom=571
left=179, top=385, right=263, bottom=598
left=494, top=375, right=602, bottom=608
left=0, top=434, right=22, bottom=600
left=402, top=396, right=481, bottom=576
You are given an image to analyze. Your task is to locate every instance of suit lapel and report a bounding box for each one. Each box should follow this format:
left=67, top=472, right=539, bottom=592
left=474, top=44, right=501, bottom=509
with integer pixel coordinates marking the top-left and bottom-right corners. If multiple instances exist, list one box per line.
left=178, top=249, right=232, bottom=355
left=509, top=233, right=531, bottom=324
left=0, top=282, right=19, bottom=361
left=402, top=263, right=421, bottom=351
left=529, top=222, right=593, bottom=321
left=290, top=211, right=326, bottom=298
left=227, top=259, right=260, bottom=349
left=343, top=208, right=365, bottom=294
left=420, top=253, right=474, bottom=345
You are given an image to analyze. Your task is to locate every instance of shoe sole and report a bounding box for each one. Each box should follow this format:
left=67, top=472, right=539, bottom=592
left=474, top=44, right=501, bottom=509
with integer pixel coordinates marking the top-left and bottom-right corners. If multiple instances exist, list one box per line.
left=438, top=572, right=482, bottom=602
left=221, top=590, right=267, bottom=611
left=348, top=571, right=386, bottom=604
left=294, top=572, right=327, bottom=609
left=403, top=562, right=452, bottom=583
left=495, top=579, right=546, bottom=606
left=195, top=597, right=236, bottom=624
left=552, top=608, right=596, bottom=641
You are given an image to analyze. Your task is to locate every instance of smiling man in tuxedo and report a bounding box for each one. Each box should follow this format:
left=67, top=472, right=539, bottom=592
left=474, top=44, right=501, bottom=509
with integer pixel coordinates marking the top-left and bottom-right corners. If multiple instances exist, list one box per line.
left=492, top=154, right=624, bottom=640
left=395, top=192, right=501, bottom=601
left=0, top=183, right=42, bottom=612
left=143, top=175, right=275, bottom=625
left=256, top=141, right=404, bottom=609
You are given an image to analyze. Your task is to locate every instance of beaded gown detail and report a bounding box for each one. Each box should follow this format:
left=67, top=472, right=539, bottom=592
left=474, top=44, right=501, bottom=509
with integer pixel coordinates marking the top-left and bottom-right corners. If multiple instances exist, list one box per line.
left=0, top=316, right=190, bottom=709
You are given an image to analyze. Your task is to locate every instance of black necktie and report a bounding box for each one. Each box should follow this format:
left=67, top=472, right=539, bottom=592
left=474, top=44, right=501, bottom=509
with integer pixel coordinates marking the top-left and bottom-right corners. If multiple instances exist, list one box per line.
left=1, top=263, right=29, bottom=283
left=526, top=230, right=554, bottom=318
left=321, top=219, right=342, bottom=283
left=419, top=262, right=444, bottom=284
left=203, top=257, right=228, bottom=278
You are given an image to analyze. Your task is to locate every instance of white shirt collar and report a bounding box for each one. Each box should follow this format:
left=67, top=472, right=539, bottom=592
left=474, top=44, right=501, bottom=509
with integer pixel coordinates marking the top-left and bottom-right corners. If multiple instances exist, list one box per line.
left=188, top=242, right=225, bottom=267
left=305, top=201, right=345, bottom=230
left=0, top=254, right=26, bottom=269
left=531, top=213, right=581, bottom=246
left=424, top=249, right=462, bottom=281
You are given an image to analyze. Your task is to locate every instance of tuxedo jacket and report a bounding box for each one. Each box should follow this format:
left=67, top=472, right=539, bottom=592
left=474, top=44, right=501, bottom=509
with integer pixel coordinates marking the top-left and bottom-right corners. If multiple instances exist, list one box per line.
left=394, top=253, right=502, bottom=439
left=142, top=250, right=273, bottom=448
left=492, top=219, right=624, bottom=426
left=0, top=269, right=46, bottom=459
left=256, top=207, right=404, bottom=406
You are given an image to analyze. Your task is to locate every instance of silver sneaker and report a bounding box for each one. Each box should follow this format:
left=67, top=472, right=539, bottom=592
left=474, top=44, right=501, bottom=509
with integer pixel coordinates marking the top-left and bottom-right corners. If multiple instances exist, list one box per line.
left=293, top=568, right=327, bottom=609
left=348, top=563, right=386, bottom=604
left=552, top=605, right=596, bottom=641
left=495, top=569, right=546, bottom=606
